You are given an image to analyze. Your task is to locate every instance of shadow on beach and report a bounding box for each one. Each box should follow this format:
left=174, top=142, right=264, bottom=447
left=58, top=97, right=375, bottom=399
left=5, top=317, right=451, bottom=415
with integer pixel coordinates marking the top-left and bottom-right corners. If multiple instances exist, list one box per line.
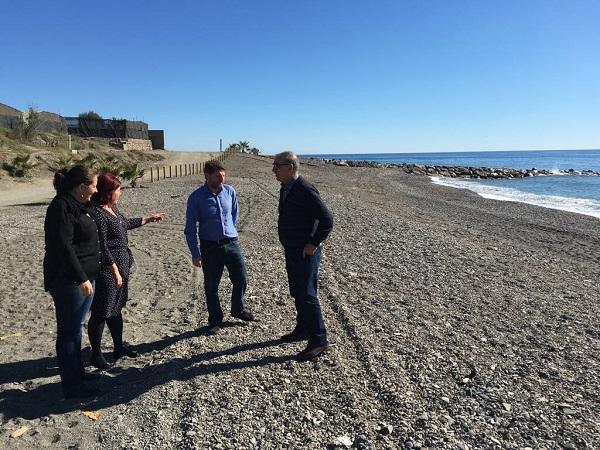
left=0, top=329, right=289, bottom=421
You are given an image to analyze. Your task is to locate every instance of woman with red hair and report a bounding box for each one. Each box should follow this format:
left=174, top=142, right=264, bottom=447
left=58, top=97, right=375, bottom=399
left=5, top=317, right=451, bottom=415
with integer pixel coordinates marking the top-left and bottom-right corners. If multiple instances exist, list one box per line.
left=89, top=172, right=165, bottom=369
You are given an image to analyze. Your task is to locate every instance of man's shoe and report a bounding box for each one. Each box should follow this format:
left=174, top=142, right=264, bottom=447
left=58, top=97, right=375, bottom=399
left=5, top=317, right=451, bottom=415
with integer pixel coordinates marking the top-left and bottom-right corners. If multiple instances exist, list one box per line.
left=297, top=342, right=330, bottom=362
left=231, top=310, right=255, bottom=322
left=80, top=371, right=103, bottom=381
left=280, top=330, right=310, bottom=343
left=90, top=354, right=111, bottom=370
left=206, top=325, right=221, bottom=335
left=113, top=345, right=139, bottom=360
left=64, top=385, right=104, bottom=400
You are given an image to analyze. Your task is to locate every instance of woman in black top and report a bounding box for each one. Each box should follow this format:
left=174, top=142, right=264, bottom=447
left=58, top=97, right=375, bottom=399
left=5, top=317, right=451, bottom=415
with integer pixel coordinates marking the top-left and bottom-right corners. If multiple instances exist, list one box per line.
left=44, top=165, right=101, bottom=399
left=88, top=172, right=164, bottom=369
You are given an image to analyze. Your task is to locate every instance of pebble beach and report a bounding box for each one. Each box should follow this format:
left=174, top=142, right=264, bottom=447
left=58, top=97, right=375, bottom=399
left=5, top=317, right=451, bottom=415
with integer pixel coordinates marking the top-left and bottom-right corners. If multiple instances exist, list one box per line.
left=1, top=153, right=599, bottom=449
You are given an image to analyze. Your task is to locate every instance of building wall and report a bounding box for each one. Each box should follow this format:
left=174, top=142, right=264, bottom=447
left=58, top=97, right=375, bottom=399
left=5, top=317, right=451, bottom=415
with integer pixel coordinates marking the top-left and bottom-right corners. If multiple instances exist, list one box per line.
left=148, top=130, right=165, bottom=149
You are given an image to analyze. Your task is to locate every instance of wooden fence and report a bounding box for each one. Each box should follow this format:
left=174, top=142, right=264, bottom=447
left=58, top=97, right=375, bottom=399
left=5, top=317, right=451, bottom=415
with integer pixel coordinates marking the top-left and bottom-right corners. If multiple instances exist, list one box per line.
left=144, top=149, right=236, bottom=183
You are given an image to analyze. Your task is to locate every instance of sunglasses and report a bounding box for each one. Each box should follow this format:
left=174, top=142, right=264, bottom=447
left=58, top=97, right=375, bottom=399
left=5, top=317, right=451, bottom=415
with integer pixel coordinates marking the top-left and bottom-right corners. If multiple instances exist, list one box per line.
left=272, top=162, right=291, bottom=167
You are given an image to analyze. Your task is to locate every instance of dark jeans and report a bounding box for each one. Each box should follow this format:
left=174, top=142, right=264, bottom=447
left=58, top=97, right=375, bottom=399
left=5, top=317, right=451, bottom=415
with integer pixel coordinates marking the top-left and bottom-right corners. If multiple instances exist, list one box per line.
left=49, top=276, right=94, bottom=393
left=200, top=238, right=248, bottom=326
left=284, top=245, right=327, bottom=346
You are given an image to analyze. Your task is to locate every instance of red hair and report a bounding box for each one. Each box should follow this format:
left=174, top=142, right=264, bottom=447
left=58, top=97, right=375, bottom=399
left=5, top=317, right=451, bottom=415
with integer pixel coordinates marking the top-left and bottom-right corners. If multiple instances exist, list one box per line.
left=92, top=172, right=121, bottom=205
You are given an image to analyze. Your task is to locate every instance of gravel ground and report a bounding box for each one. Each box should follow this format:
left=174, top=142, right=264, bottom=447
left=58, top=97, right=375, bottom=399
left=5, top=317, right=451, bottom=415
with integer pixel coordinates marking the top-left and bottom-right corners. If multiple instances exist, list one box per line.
left=1, top=153, right=599, bottom=449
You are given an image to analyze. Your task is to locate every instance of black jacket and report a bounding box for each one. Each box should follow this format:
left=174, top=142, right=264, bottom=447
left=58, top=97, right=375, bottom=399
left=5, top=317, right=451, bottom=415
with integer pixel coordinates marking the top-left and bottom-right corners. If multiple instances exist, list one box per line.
left=278, top=176, right=333, bottom=247
left=43, top=193, right=101, bottom=291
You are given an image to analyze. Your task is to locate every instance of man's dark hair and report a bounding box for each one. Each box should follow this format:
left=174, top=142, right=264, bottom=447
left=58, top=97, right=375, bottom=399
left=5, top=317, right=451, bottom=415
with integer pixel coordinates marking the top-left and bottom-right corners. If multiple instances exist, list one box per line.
left=204, top=160, right=225, bottom=174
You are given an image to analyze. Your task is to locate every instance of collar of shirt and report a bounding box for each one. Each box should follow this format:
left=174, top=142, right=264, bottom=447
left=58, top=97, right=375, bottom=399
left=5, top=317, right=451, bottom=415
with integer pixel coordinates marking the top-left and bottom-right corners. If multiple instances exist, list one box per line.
left=281, top=175, right=299, bottom=197
left=203, top=183, right=223, bottom=195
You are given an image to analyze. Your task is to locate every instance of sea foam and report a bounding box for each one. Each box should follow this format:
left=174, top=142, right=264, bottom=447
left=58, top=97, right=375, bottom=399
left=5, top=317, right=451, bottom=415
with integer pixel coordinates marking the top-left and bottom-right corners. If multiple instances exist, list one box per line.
left=430, top=176, right=600, bottom=219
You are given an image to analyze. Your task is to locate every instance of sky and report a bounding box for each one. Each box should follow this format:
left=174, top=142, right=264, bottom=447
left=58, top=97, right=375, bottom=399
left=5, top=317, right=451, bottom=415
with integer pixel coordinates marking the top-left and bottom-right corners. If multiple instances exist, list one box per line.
left=1, top=0, right=599, bottom=154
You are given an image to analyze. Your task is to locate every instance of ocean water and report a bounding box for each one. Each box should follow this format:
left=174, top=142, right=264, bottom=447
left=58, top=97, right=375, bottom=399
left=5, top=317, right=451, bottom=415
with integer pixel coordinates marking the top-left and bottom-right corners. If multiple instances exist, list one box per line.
left=307, top=150, right=600, bottom=218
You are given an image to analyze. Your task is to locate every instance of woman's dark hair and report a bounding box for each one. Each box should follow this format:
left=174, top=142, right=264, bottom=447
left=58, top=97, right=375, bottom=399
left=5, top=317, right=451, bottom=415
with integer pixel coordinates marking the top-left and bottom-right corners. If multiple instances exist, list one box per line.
left=92, top=172, right=121, bottom=205
left=53, top=165, right=96, bottom=194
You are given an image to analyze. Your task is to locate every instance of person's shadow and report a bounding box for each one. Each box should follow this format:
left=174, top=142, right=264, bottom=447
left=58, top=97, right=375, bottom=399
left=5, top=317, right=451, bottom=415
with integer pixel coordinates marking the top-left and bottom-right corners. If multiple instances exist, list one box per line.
left=1, top=327, right=291, bottom=420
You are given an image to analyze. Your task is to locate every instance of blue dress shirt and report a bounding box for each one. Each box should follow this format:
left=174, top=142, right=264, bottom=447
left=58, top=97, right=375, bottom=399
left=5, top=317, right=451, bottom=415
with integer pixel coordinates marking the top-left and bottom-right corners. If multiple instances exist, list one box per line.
left=184, top=184, right=239, bottom=258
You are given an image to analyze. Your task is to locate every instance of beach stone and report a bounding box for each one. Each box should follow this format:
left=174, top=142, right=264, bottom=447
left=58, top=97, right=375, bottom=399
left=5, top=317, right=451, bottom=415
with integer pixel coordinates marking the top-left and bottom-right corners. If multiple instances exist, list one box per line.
left=330, top=435, right=353, bottom=447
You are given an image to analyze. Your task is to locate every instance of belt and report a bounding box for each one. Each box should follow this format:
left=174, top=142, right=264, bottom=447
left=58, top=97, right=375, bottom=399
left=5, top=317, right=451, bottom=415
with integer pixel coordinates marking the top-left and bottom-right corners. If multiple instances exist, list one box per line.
left=201, top=237, right=237, bottom=246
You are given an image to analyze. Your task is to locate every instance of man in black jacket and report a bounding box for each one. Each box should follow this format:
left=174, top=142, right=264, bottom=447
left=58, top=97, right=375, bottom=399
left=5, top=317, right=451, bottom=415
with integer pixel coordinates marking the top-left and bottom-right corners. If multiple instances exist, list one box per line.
left=272, top=151, right=333, bottom=361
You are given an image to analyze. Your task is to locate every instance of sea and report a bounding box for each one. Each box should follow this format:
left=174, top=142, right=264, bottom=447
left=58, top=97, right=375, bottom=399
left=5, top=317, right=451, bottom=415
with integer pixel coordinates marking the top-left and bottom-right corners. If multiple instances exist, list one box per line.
left=306, top=150, right=600, bottom=219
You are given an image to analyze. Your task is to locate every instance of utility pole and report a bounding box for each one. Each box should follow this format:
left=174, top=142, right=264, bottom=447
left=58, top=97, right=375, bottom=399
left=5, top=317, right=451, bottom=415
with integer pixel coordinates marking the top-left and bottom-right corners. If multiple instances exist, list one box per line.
left=220, top=138, right=222, bottom=152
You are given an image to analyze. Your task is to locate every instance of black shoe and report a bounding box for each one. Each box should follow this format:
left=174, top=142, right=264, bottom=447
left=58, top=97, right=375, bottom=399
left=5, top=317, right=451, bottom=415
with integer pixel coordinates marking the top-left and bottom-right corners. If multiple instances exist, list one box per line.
left=280, top=330, right=310, bottom=343
left=64, top=385, right=104, bottom=400
left=231, top=310, right=255, bottom=321
left=90, top=354, right=111, bottom=370
left=113, top=346, right=138, bottom=360
left=206, top=325, right=221, bottom=335
left=80, top=371, right=103, bottom=381
left=297, top=342, right=330, bottom=362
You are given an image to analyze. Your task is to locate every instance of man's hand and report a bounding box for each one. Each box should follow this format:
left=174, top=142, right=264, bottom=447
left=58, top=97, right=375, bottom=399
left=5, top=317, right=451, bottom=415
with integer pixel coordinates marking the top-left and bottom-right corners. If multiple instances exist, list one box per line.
left=302, top=243, right=318, bottom=258
left=192, top=257, right=202, bottom=268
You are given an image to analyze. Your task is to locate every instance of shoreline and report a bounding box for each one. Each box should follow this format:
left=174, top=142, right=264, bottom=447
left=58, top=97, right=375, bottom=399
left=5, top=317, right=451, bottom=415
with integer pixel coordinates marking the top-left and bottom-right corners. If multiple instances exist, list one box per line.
left=1, top=154, right=598, bottom=449
left=303, top=156, right=600, bottom=220
left=429, top=175, right=600, bottom=219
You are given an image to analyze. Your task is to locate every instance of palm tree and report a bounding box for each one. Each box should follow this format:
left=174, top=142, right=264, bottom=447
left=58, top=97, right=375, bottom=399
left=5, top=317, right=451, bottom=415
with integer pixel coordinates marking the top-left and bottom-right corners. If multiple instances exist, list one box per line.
left=238, top=141, right=250, bottom=153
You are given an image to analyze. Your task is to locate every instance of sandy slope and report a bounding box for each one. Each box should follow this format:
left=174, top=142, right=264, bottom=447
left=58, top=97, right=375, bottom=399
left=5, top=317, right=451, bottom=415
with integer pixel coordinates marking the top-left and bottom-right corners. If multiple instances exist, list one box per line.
left=0, top=150, right=219, bottom=207
left=0, top=153, right=598, bottom=449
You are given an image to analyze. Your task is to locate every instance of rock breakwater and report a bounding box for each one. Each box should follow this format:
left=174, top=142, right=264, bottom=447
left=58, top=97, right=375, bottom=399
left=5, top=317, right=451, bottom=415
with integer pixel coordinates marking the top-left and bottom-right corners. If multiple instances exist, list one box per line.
left=320, top=159, right=600, bottom=179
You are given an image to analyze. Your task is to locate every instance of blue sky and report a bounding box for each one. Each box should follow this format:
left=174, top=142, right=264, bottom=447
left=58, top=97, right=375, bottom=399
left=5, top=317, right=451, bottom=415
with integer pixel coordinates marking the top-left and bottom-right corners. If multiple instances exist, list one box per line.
left=1, top=0, right=599, bottom=154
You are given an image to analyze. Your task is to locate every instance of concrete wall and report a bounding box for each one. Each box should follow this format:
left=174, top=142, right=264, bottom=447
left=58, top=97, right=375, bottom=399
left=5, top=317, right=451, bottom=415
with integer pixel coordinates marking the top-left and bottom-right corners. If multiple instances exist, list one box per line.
left=122, top=139, right=153, bottom=151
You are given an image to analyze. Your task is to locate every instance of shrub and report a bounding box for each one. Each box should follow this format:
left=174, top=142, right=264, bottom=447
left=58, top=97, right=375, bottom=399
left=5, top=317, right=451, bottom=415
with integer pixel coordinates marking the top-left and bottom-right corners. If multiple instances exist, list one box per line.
left=77, top=153, right=101, bottom=169
left=79, top=111, right=103, bottom=120
left=51, top=153, right=75, bottom=171
left=18, top=107, right=43, bottom=142
left=96, top=155, right=123, bottom=175
left=121, top=163, right=145, bottom=187
left=3, top=153, right=39, bottom=177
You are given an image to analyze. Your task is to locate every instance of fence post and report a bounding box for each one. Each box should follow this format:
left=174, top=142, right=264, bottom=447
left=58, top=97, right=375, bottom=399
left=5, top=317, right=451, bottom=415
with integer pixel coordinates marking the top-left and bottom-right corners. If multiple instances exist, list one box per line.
left=162, top=167, right=166, bottom=179
left=150, top=167, right=153, bottom=182
left=179, top=164, right=182, bottom=176
left=169, top=166, right=172, bottom=178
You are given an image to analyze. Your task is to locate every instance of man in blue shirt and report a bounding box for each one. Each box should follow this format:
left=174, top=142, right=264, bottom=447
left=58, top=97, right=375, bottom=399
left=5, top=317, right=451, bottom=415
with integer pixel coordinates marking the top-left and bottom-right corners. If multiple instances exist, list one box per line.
left=184, top=160, right=254, bottom=334
left=273, top=151, right=333, bottom=362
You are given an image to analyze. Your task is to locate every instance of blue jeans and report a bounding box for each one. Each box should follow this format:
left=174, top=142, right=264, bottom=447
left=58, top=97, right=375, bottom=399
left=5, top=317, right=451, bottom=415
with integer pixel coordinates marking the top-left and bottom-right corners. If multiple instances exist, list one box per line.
left=284, top=246, right=327, bottom=346
left=49, top=276, right=94, bottom=393
left=200, top=238, right=248, bottom=326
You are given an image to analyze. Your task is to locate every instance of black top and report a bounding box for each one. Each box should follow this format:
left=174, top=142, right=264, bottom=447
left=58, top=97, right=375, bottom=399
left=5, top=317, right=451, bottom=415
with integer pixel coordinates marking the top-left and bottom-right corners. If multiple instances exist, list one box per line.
left=43, top=193, right=101, bottom=291
left=278, top=176, right=333, bottom=247
left=90, top=204, right=142, bottom=317
left=93, top=204, right=142, bottom=268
